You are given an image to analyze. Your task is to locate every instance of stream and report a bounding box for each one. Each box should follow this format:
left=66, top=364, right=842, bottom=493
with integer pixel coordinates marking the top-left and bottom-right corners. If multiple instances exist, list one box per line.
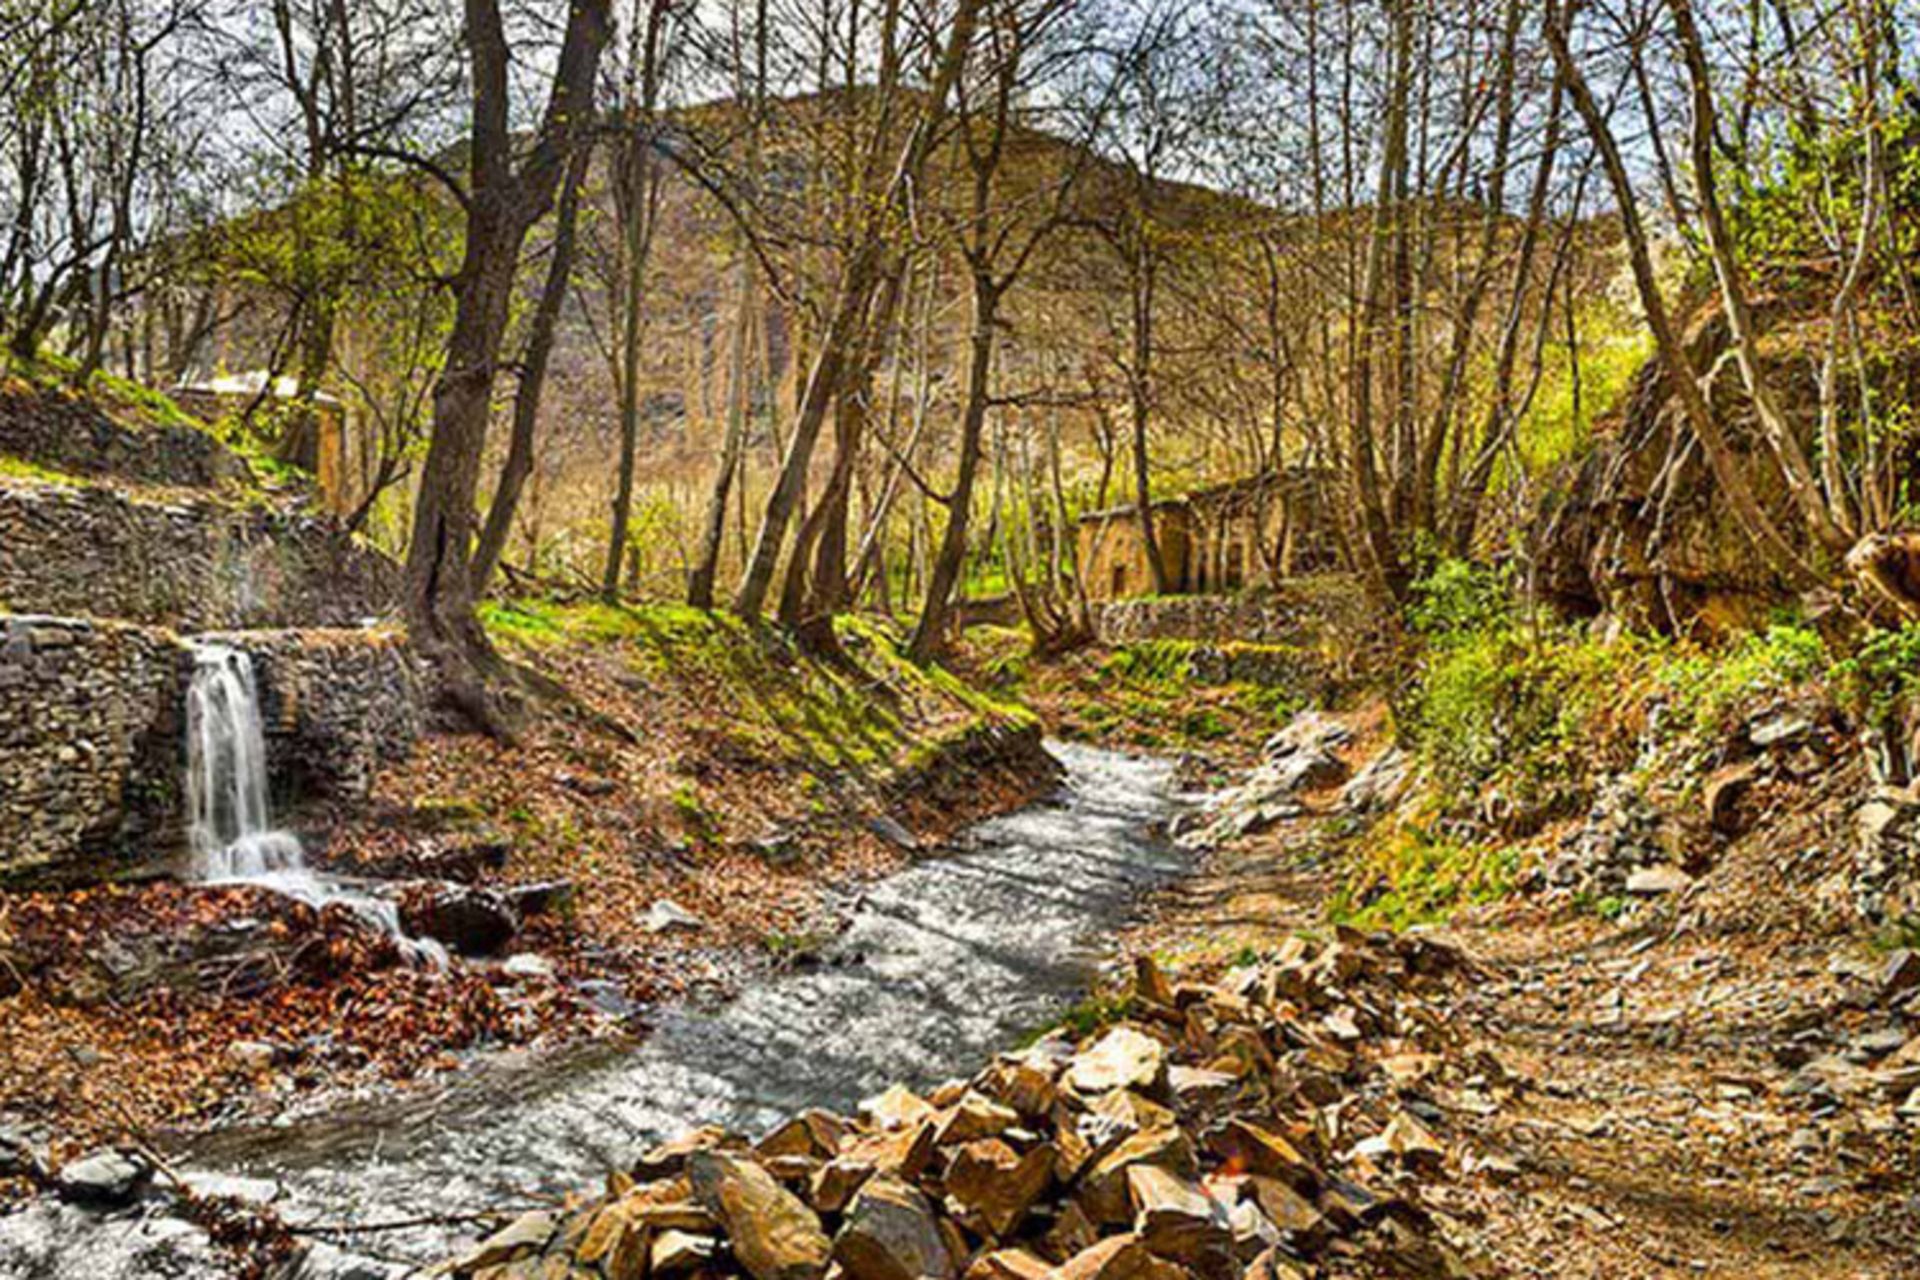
left=0, top=742, right=1185, bottom=1279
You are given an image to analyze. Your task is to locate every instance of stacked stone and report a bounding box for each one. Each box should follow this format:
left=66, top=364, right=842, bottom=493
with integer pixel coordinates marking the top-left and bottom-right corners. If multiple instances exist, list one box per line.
left=442, top=930, right=1485, bottom=1280
left=0, top=485, right=396, bottom=631
left=1544, top=777, right=1665, bottom=894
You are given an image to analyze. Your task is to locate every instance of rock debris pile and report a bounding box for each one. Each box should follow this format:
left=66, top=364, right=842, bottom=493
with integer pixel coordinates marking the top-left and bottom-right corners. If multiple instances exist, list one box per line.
left=440, top=929, right=1496, bottom=1280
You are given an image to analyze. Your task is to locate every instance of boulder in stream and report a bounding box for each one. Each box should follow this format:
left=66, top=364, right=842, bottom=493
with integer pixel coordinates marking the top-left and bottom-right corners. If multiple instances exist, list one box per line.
left=54, top=1148, right=150, bottom=1208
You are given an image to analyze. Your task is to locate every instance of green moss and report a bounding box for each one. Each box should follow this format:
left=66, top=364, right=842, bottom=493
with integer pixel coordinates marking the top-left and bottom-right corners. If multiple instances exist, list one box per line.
left=1050, top=991, right=1139, bottom=1041
left=0, top=454, right=81, bottom=486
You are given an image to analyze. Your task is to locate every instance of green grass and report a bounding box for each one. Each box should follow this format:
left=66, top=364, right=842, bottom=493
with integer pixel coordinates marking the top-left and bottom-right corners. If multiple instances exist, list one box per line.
left=481, top=599, right=1034, bottom=777
left=0, top=454, right=81, bottom=486
left=1330, top=802, right=1526, bottom=931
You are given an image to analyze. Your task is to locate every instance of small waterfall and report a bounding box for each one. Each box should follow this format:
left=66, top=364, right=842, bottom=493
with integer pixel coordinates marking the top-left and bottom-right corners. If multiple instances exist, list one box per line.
left=186, top=643, right=447, bottom=969
left=187, top=644, right=304, bottom=879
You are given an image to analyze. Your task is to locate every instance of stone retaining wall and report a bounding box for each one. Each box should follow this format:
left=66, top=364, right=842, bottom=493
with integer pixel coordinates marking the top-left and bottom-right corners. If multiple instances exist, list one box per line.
left=0, top=482, right=396, bottom=630
left=0, top=616, right=421, bottom=886
left=0, top=382, right=244, bottom=489
left=1093, top=577, right=1394, bottom=683
left=1094, top=577, right=1375, bottom=645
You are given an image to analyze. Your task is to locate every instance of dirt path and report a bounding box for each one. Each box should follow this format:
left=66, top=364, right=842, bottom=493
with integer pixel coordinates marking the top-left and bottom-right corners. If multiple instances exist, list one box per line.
left=1130, top=810, right=1920, bottom=1280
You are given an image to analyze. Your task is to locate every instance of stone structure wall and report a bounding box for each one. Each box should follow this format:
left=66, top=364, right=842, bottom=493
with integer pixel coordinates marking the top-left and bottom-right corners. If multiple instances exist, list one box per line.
left=1094, top=577, right=1376, bottom=646
left=0, top=616, right=185, bottom=884
left=0, top=383, right=245, bottom=489
left=0, top=483, right=396, bottom=630
left=1093, top=577, right=1395, bottom=687
left=0, top=617, right=421, bottom=886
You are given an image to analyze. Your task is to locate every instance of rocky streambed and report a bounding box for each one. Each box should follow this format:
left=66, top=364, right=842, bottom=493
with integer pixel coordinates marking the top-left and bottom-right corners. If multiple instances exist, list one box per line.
left=0, top=743, right=1187, bottom=1278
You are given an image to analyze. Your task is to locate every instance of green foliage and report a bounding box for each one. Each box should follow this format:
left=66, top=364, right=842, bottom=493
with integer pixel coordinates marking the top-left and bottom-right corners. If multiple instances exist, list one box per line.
left=1655, top=623, right=1829, bottom=736
left=1051, top=991, right=1139, bottom=1041
left=479, top=599, right=1033, bottom=778
left=1407, top=558, right=1517, bottom=641
left=1831, top=623, right=1920, bottom=736
left=1573, top=891, right=1629, bottom=922
left=670, top=783, right=719, bottom=846
left=0, top=454, right=80, bottom=486
left=1331, top=800, right=1524, bottom=931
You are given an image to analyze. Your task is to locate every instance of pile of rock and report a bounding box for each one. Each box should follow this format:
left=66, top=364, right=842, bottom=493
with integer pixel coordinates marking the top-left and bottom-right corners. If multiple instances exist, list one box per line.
left=441, top=929, right=1490, bottom=1280
left=1178, top=715, right=1353, bottom=847
left=1542, top=777, right=1670, bottom=896
left=1855, top=785, right=1920, bottom=927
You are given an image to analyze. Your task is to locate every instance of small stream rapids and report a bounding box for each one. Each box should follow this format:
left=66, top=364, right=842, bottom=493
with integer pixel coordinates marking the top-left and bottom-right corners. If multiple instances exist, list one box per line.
left=185, top=642, right=445, bottom=970
left=0, top=742, right=1184, bottom=1279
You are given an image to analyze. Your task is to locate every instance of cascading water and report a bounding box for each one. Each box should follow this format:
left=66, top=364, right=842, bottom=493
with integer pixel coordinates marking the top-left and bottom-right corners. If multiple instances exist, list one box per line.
left=187, top=645, right=304, bottom=879
left=185, top=643, right=447, bottom=969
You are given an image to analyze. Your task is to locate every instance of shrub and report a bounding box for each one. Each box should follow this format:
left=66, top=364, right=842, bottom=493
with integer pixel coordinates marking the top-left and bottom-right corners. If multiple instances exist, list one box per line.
left=1831, top=623, right=1920, bottom=738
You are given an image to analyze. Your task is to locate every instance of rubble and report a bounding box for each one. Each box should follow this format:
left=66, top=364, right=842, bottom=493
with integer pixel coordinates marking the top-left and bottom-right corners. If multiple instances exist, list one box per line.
left=1180, top=714, right=1355, bottom=847
left=443, top=929, right=1485, bottom=1280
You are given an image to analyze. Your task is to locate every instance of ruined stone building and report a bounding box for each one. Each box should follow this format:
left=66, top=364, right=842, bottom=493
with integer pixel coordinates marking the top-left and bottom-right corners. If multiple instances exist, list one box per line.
left=1076, top=469, right=1339, bottom=601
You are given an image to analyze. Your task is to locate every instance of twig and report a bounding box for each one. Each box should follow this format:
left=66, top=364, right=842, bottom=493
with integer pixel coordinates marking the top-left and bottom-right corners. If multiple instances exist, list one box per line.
left=288, top=1208, right=523, bottom=1237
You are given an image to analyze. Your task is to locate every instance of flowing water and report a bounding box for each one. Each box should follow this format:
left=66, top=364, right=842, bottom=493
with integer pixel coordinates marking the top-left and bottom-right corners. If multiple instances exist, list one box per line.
left=184, top=643, right=445, bottom=969
left=0, top=742, right=1182, bottom=1279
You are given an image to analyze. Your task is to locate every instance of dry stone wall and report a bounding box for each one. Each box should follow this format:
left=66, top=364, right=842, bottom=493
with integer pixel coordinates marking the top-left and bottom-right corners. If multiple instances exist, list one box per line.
left=0, top=482, right=396, bottom=630
left=0, top=382, right=244, bottom=489
left=0, top=618, right=421, bottom=886
left=0, top=616, right=183, bottom=884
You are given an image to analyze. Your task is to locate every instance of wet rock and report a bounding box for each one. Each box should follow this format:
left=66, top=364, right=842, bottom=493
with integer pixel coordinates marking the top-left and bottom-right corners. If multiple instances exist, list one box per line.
left=688, top=1151, right=832, bottom=1280
left=401, top=884, right=517, bottom=956
left=55, top=1148, right=150, bottom=1208
left=646, top=898, right=706, bottom=934
left=833, top=1173, right=954, bottom=1280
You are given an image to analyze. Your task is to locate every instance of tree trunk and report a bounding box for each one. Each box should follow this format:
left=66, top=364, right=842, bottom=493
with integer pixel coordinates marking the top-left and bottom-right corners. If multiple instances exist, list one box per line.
left=474, top=144, right=590, bottom=595
left=689, top=251, right=756, bottom=608
left=403, top=0, right=610, bottom=733
left=1544, top=0, right=1816, bottom=588
left=908, top=278, right=999, bottom=662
